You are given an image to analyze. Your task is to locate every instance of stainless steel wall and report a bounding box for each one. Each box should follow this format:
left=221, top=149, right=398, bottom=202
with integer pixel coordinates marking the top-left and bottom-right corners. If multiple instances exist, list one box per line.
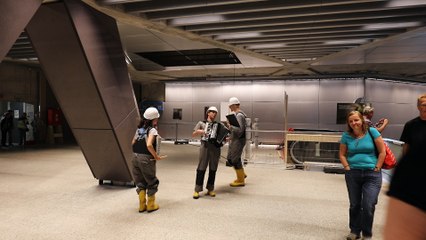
left=365, top=78, right=426, bottom=139
left=162, top=78, right=426, bottom=141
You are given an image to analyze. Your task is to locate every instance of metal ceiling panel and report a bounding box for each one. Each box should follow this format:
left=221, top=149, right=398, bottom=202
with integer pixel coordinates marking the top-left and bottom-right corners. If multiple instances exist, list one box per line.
left=6, top=0, right=426, bottom=82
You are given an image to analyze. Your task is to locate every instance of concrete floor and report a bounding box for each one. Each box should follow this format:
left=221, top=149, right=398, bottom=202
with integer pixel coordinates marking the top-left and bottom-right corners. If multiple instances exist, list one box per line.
left=0, top=142, right=389, bottom=240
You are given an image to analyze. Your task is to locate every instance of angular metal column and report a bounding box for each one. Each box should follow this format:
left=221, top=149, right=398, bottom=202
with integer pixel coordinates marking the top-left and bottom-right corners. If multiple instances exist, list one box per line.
left=26, top=0, right=139, bottom=183
left=0, top=0, right=41, bottom=61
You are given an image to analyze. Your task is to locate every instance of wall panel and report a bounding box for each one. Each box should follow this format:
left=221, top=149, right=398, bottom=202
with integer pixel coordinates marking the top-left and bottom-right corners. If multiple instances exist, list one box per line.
left=165, top=83, right=192, bottom=101
left=366, top=79, right=423, bottom=103
left=252, top=81, right=284, bottom=101
left=284, top=80, right=319, bottom=102
left=366, top=79, right=426, bottom=139
left=192, top=83, right=222, bottom=102
left=287, top=102, right=319, bottom=125
left=319, top=102, right=339, bottom=125
left=164, top=78, right=426, bottom=141
left=252, top=102, right=285, bottom=129
left=220, top=81, right=252, bottom=102
left=319, top=79, right=363, bottom=102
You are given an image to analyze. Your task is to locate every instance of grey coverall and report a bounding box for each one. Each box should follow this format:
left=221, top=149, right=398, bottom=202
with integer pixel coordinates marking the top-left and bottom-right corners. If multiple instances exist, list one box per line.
left=226, top=111, right=247, bottom=169
left=194, top=121, right=221, bottom=192
left=131, top=128, right=159, bottom=196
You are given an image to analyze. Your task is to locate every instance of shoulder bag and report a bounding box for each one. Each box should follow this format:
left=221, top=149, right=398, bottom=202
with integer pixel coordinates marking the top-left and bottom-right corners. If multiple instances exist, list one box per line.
left=367, top=129, right=396, bottom=169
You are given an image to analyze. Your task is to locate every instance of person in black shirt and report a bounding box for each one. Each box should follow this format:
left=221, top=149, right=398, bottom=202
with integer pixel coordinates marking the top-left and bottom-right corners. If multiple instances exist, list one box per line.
left=384, top=94, right=426, bottom=239
left=1, top=110, right=14, bottom=147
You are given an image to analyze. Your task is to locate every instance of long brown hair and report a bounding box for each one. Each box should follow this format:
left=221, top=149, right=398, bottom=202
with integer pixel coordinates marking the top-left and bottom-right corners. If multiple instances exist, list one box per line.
left=346, top=110, right=368, bottom=135
left=137, top=118, right=154, bottom=129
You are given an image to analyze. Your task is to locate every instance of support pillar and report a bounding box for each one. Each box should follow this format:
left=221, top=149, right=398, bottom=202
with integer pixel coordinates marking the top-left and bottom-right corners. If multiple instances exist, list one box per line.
left=26, top=0, right=139, bottom=183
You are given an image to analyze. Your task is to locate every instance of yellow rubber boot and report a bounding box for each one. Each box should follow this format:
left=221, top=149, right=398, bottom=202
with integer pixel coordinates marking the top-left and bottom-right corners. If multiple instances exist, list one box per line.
left=147, top=194, right=159, bottom=212
left=193, top=191, right=200, bottom=199
left=230, top=168, right=245, bottom=187
left=138, top=190, right=146, bottom=213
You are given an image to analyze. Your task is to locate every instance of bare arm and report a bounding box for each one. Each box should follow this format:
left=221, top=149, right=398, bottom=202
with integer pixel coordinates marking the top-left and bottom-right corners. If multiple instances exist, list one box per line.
left=131, top=132, right=137, bottom=145
left=192, top=121, right=204, bottom=138
left=192, top=129, right=204, bottom=138
left=146, top=134, right=163, bottom=160
left=375, top=118, right=389, bottom=133
left=402, top=143, right=409, bottom=156
left=374, top=135, right=386, bottom=170
left=339, top=143, right=350, bottom=170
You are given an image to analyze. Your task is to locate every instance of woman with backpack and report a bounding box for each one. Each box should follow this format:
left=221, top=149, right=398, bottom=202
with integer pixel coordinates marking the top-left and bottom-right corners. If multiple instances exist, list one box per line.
left=131, top=107, right=166, bottom=213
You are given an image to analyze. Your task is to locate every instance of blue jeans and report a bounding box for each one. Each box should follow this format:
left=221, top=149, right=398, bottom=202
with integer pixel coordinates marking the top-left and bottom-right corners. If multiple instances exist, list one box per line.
left=345, top=169, right=382, bottom=237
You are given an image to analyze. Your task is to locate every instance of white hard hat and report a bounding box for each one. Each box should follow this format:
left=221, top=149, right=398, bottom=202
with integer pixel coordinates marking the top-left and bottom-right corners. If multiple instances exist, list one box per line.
left=206, top=106, right=218, bottom=113
left=228, top=97, right=240, bottom=106
left=143, top=107, right=160, bottom=120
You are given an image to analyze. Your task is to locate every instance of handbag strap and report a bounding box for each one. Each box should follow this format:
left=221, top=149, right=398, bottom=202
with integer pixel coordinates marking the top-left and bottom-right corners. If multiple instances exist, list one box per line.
left=367, top=128, right=379, bottom=156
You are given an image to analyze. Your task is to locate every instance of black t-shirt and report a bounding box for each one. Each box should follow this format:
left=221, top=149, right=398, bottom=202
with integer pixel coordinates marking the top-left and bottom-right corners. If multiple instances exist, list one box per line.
left=387, top=117, right=426, bottom=211
left=400, top=117, right=426, bottom=151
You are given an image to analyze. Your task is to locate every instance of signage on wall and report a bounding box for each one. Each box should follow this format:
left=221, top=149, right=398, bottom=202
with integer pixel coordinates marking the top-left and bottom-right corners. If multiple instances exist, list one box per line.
left=336, top=103, right=356, bottom=124
left=173, top=108, right=182, bottom=120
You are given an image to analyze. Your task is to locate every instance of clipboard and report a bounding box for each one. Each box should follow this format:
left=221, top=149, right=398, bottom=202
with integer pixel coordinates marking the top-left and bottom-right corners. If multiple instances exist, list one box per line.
left=226, top=114, right=240, bottom=127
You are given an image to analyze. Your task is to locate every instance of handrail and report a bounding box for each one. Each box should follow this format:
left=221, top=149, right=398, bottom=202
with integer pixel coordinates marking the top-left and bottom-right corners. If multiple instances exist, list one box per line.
left=383, top=138, right=404, bottom=146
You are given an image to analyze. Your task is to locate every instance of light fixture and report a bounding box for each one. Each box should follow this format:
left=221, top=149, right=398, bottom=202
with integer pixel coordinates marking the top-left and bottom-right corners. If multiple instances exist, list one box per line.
left=283, top=58, right=316, bottom=62
left=215, top=32, right=261, bottom=40
left=324, top=39, right=368, bottom=45
left=170, top=15, right=224, bottom=26
left=363, top=22, right=421, bottom=30
left=387, top=0, right=426, bottom=7
left=247, top=43, right=286, bottom=49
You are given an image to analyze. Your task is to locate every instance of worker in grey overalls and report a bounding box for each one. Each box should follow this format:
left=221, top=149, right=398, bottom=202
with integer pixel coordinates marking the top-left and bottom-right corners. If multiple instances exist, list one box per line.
left=192, top=106, right=225, bottom=199
left=131, top=107, right=166, bottom=213
left=226, top=97, right=247, bottom=187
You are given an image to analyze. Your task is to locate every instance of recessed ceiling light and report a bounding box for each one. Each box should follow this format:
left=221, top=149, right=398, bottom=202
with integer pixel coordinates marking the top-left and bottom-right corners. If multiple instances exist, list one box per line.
left=215, top=32, right=261, bottom=40
left=247, top=43, right=286, bottom=49
left=325, top=39, right=368, bottom=45
left=363, top=22, right=421, bottom=30
left=283, top=58, right=316, bottom=62
left=387, top=0, right=426, bottom=7
left=170, top=15, right=224, bottom=26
